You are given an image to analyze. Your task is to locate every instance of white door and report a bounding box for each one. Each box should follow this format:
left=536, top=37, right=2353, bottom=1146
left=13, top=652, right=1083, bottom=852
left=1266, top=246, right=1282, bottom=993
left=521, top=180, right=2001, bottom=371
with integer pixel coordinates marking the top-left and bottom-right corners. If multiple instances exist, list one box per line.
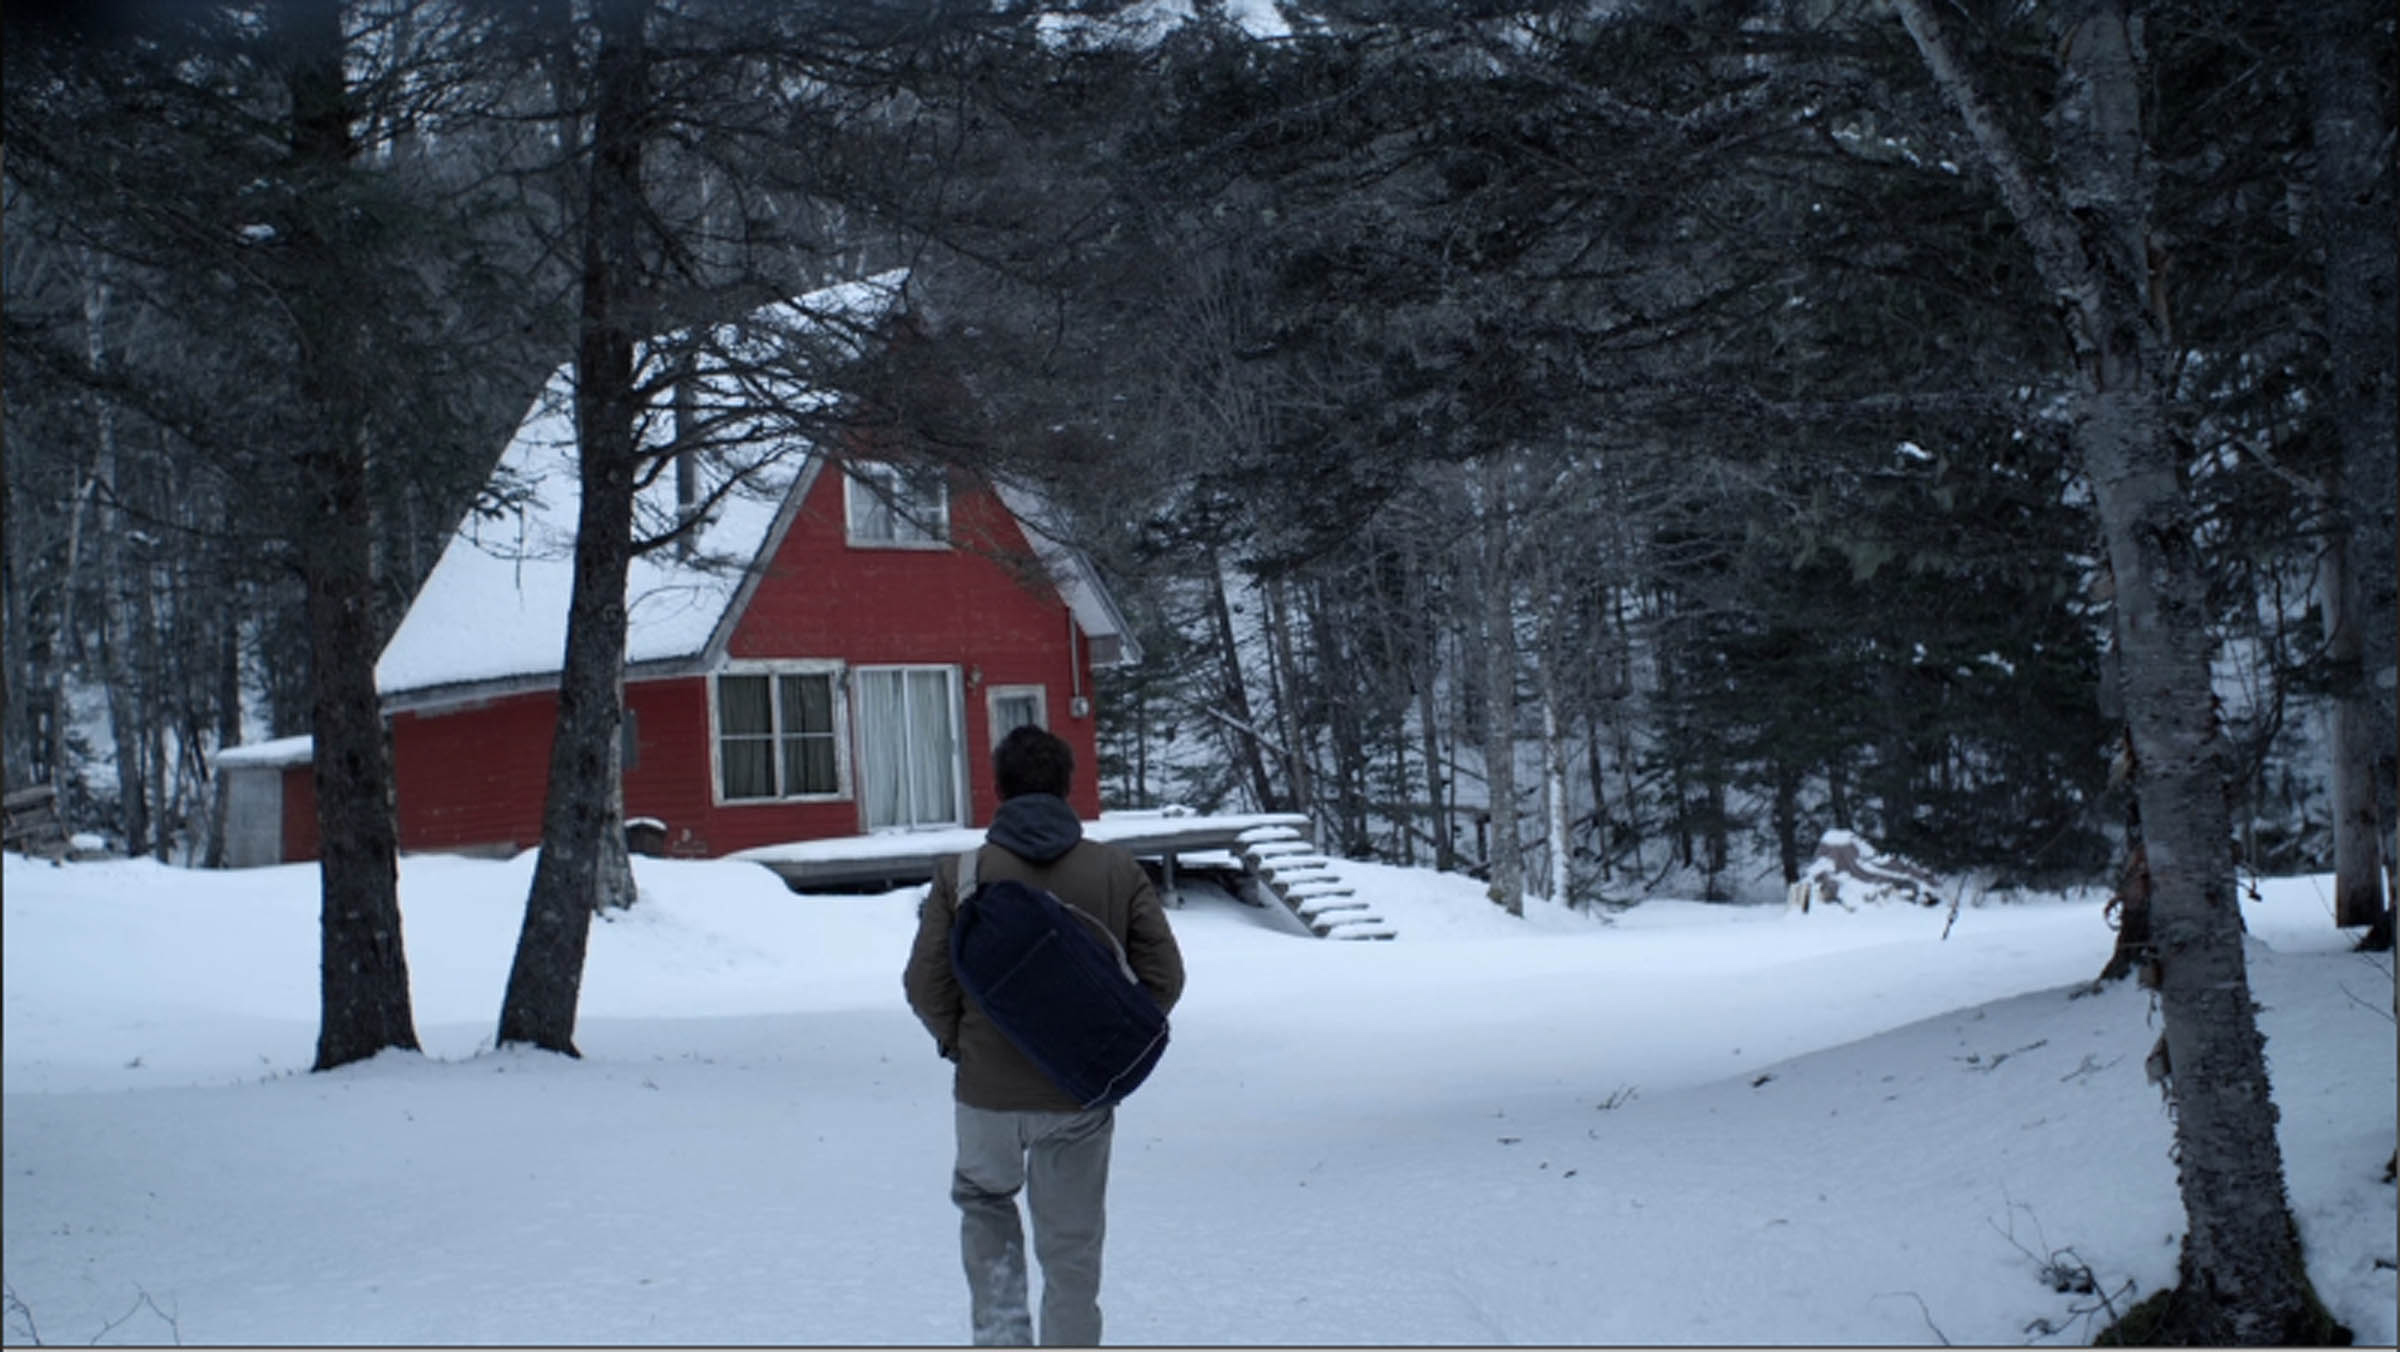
left=856, top=666, right=963, bottom=831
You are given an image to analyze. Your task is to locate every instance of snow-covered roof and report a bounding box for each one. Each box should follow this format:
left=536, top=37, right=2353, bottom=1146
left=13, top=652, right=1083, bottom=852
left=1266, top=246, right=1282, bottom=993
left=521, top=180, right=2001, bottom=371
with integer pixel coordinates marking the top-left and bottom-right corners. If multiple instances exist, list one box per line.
left=212, top=735, right=315, bottom=769
left=377, top=271, right=1135, bottom=707
left=993, top=480, right=1143, bottom=669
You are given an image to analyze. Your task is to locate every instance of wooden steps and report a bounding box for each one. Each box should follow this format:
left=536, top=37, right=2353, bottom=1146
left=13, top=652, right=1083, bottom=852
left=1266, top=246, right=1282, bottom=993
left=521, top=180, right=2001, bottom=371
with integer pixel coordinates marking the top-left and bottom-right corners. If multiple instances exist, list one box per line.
left=1234, top=824, right=1395, bottom=940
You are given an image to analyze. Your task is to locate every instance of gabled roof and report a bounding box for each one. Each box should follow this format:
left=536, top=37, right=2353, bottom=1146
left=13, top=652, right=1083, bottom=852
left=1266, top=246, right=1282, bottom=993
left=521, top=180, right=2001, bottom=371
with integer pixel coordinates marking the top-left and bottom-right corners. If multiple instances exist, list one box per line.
left=376, top=272, right=1137, bottom=711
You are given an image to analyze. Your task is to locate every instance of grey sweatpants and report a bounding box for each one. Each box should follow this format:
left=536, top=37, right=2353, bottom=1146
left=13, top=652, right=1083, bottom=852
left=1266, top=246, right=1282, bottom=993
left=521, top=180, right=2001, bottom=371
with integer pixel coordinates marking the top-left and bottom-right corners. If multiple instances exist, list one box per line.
left=951, top=1102, right=1115, bottom=1347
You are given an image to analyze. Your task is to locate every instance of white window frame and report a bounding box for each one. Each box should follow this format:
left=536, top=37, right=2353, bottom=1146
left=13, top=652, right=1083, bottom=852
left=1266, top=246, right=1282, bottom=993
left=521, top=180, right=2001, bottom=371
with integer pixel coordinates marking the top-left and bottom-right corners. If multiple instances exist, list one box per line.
left=985, top=684, right=1048, bottom=748
left=708, top=660, right=852, bottom=806
left=852, top=663, right=967, bottom=832
left=844, top=461, right=950, bottom=549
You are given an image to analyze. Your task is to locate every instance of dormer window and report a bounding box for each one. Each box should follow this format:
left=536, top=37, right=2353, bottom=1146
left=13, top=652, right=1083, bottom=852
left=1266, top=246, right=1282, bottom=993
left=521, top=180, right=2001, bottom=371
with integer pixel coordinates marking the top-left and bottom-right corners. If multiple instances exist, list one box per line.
left=845, top=462, right=948, bottom=548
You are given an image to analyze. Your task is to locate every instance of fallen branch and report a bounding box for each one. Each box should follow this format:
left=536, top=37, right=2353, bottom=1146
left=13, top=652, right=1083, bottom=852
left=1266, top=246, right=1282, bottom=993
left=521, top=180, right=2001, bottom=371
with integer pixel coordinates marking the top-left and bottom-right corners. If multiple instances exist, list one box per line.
left=90, top=1287, right=181, bottom=1347
left=4, top=1281, right=41, bottom=1346
left=1873, top=1291, right=1950, bottom=1346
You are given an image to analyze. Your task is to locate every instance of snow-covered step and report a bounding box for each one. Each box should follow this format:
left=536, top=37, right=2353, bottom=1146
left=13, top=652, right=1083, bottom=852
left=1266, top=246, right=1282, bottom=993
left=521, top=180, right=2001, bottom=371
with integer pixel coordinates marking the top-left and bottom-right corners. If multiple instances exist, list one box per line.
left=1229, top=822, right=1396, bottom=940
left=1238, top=838, right=1315, bottom=860
left=1295, top=893, right=1368, bottom=920
left=1253, top=855, right=1332, bottom=883
left=1245, top=839, right=1317, bottom=861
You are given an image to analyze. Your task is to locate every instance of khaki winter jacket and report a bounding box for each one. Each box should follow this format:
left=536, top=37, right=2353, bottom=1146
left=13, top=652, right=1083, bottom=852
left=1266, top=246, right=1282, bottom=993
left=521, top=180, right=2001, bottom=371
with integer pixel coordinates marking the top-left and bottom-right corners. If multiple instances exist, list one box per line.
left=904, top=835, right=1185, bottom=1112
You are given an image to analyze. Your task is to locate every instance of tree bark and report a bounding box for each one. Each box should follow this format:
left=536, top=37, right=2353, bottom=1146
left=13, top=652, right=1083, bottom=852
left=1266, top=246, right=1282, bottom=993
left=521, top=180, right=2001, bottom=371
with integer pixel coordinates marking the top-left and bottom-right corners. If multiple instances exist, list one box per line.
left=202, top=538, right=243, bottom=870
left=2315, top=501, right=2385, bottom=935
left=1541, top=654, right=1571, bottom=904
left=1771, top=759, right=1801, bottom=888
left=1477, top=451, right=1522, bottom=916
left=1262, top=575, right=1315, bottom=819
left=498, top=0, right=650, bottom=1056
left=86, top=258, right=150, bottom=856
left=2293, top=0, right=2398, bottom=942
left=276, top=0, right=420, bottom=1072
left=1407, top=537, right=1453, bottom=871
left=1894, top=0, right=2334, bottom=1339
left=1306, top=580, right=1371, bottom=856
left=1203, top=550, right=1280, bottom=812
left=1535, top=545, right=1572, bottom=903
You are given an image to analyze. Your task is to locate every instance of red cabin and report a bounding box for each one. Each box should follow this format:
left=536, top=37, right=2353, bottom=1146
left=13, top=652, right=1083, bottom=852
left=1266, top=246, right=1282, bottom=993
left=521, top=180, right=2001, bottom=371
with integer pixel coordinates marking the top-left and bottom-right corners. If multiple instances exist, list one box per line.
left=219, top=274, right=1138, bottom=865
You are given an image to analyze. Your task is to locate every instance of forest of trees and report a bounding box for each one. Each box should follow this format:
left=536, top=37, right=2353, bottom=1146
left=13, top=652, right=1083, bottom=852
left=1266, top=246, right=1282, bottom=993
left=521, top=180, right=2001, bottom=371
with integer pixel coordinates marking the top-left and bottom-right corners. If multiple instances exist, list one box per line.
left=3, top=1, right=2390, bottom=1340
left=7, top=2, right=2390, bottom=913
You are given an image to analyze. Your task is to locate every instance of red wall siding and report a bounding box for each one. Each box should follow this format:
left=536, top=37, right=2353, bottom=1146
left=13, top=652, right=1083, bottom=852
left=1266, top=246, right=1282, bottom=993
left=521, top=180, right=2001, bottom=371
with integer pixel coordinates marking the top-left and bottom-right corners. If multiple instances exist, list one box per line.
left=390, top=690, right=556, bottom=853
left=377, top=466, right=1104, bottom=860
left=281, top=764, right=319, bottom=863
left=725, top=468, right=1102, bottom=825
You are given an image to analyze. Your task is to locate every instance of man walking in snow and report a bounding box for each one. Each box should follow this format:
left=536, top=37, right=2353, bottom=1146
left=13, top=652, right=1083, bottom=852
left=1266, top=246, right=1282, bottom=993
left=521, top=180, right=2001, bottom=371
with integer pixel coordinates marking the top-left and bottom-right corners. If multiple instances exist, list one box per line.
left=905, top=725, right=1185, bottom=1347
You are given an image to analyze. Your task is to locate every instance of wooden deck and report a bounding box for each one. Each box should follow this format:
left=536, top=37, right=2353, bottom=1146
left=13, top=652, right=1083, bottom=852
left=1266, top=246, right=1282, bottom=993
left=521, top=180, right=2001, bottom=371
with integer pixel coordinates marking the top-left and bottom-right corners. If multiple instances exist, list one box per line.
left=732, top=811, right=1315, bottom=891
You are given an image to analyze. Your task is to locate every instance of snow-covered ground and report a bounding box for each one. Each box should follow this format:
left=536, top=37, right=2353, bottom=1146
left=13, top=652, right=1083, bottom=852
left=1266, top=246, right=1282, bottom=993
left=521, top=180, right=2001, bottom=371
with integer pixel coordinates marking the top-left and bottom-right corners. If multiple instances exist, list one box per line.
left=3, top=851, right=2393, bottom=1346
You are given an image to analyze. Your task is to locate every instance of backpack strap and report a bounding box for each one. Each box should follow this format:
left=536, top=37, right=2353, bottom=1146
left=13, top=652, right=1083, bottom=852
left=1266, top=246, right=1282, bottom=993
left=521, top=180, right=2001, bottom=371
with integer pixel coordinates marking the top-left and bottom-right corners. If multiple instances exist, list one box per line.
left=955, top=847, right=981, bottom=900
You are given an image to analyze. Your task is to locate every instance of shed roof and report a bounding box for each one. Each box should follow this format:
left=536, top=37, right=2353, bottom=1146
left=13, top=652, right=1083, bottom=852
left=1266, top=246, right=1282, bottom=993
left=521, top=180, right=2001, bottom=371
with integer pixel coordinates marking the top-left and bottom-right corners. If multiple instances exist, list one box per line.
left=212, top=734, right=317, bottom=769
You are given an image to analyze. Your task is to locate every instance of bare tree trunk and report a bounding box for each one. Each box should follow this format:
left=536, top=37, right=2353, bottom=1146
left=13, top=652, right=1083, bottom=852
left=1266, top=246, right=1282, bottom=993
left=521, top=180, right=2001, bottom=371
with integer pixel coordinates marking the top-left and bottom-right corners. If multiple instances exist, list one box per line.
left=136, top=544, right=168, bottom=861
left=1894, top=1, right=2336, bottom=1339
left=0, top=505, right=22, bottom=791
left=498, top=0, right=650, bottom=1055
left=1533, top=545, right=1571, bottom=903
left=2315, top=503, right=2384, bottom=935
left=1477, top=451, right=1522, bottom=916
left=269, top=0, right=420, bottom=1072
left=1262, top=575, right=1315, bottom=820
left=86, top=258, right=150, bottom=855
left=1701, top=770, right=1729, bottom=900
left=1584, top=717, right=1610, bottom=884
left=1609, top=585, right=1646, bottom=878
left=1771, top=759, right=1801, bottom=888
left=1416, top=656, right=1449, bottom=869
left=46, top=468, right=98, bottom=796
left=1203, top=551, right=1279, bottom=812
left=1306, top=580, right=1371, bottom=855
left=1541, top=655, right=1570, bottom=904
left=202, top=543, right=243, bottom=868
left=2293, top=0, right=2398, bottom=945
left=1405, top=536, right=1453, bottom=871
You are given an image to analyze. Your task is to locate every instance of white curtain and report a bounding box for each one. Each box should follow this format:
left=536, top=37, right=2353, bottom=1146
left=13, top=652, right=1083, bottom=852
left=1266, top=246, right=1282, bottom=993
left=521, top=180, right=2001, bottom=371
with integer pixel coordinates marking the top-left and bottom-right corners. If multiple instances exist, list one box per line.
left=906, top=669, right=958, bottom=825
left=858, top=667, right=959, bottom=829
left=859, top=670, right=907, bottom=828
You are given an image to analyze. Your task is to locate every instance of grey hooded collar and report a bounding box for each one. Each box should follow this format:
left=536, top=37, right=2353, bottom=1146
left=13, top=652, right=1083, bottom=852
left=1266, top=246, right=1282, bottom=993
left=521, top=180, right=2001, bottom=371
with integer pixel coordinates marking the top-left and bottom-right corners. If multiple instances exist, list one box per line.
left=986, top=793, right=1083, bottom=864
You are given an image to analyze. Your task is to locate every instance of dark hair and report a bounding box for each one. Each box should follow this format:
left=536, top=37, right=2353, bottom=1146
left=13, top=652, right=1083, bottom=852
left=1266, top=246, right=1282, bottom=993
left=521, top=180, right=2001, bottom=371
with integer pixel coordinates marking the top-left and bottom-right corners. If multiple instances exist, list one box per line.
left=994, top=725, right=1074, bottom=800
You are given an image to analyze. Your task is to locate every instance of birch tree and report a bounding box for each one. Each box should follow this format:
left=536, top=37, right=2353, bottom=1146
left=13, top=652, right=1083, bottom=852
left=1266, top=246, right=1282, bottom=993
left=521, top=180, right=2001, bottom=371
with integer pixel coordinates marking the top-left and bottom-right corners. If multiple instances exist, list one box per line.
left=1890, top=0, right=2344, bottom=1338
left=1475, top=451, right=1525, bottom=915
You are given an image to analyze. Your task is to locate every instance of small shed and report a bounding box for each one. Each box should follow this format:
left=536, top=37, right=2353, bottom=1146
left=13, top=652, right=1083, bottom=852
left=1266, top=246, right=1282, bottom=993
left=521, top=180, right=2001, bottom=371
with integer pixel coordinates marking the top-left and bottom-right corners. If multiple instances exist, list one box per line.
left=213, top=735, right=318, bottom=867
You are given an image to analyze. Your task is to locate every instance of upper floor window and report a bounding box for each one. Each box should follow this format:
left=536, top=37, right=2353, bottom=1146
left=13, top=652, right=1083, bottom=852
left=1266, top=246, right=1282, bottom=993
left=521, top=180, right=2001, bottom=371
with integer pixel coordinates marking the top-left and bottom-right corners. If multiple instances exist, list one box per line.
left=845, top=462, right=948, bottom=548
left=987, top=685, right=1047, bottom=747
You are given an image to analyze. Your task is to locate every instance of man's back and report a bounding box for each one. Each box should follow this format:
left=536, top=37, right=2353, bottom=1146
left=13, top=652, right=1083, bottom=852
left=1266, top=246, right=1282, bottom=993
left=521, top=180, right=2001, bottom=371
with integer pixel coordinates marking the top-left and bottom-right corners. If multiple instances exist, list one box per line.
left=905, top=796, right=1185, bottom=1114
left=905, top=729, right=1184, bottom=1347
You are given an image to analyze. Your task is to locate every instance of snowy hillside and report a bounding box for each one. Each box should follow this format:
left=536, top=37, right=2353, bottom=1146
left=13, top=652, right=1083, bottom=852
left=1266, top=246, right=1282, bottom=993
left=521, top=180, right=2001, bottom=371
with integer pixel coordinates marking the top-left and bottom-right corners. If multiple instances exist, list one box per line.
left=3, top=853, right=2392, bottom=1345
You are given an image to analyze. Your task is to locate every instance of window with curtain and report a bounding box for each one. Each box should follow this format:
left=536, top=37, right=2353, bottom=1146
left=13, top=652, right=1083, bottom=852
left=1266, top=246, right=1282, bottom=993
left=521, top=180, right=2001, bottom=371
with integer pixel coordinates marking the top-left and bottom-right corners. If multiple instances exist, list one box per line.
left=716, top=670, right=841, bottom=801
left=856, top=666, right=961, bottom=830
left=844, top=462, right=948, bottom=546
left=987, top=686, right=1046, bottom=747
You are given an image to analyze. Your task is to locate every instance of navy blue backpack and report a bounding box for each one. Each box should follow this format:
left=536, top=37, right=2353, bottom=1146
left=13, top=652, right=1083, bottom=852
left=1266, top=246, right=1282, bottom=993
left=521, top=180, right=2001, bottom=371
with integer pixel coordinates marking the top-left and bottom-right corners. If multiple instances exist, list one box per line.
left=949, top=849, right=1171, bottom=1109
